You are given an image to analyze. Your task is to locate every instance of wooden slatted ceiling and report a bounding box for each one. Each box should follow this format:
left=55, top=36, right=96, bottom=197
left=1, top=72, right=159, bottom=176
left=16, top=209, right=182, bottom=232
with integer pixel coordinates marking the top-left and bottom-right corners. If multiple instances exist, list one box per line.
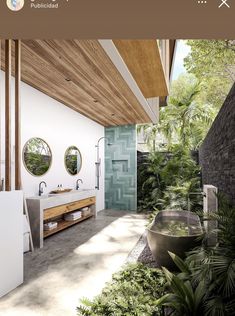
left=113, top=40, right=169, bottom=99
left=1, top=40, right=151, bottom=127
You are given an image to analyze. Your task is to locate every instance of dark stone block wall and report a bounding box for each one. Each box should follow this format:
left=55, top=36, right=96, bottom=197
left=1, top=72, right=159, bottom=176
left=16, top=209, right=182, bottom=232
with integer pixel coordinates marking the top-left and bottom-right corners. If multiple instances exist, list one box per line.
left=199, top=84, right=235, bottom=205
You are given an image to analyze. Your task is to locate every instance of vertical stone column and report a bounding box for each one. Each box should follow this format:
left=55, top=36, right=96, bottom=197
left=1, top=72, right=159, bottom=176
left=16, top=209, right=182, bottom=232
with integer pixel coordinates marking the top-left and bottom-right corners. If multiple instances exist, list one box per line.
left=203, top=185, right=218, bottom=246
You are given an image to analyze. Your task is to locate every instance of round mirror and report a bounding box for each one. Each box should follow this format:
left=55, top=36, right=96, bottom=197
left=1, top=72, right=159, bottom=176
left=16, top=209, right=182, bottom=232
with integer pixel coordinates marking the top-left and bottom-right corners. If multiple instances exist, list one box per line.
left=23, top=138, right=52, bottom=176
left=65, top=146, right=82, bottom=176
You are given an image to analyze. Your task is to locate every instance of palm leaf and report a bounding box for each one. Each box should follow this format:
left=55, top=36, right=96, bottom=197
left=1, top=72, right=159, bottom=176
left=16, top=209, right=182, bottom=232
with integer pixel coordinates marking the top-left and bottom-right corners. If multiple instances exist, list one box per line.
left=168, top=252, right=191, bottom=275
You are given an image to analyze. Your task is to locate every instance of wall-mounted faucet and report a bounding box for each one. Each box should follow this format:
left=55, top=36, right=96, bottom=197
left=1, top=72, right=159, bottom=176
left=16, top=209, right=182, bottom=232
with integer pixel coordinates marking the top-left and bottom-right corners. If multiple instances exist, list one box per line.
left=76, top=179, right=83, bottom=190
left=39, top=181, right=47, bottom=196
left=95, top=137, right=112, bottom=190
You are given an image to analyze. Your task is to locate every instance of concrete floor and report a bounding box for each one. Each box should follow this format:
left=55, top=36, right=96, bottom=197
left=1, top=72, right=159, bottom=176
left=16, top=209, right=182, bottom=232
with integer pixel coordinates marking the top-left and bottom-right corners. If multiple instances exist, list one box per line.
left=0, top=210, right=147, bottom=316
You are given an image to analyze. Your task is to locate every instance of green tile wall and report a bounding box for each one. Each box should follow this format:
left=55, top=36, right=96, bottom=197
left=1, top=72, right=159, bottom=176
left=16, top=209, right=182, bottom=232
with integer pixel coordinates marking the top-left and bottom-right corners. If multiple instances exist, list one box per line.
left=105, top=125, right=137, bottom=211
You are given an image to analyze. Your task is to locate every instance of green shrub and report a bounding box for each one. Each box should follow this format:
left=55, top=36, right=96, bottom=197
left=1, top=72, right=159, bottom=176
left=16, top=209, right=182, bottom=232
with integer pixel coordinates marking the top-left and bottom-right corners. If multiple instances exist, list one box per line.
left=156, top=196, right=235, bottom=316
left=185, top=196, right=235, bottom=315
left=77, top=263, right=166, bottom=316
left=138, top=145, right=201, bottom=213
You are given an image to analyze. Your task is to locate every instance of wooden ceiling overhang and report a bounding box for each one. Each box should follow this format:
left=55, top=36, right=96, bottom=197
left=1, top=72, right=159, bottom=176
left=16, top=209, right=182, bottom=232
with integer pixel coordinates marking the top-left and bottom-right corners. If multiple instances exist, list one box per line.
left=113, top=40, right=169, bottom=99
left=0, top=40, right=170, bottom=127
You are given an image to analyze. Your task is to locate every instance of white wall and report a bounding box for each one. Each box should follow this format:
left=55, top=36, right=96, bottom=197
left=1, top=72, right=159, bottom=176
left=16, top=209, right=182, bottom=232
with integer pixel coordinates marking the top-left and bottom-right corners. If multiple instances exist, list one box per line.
left=0, top=191, right=23, bottom=298
left=0, top=71, right=105, bottom=211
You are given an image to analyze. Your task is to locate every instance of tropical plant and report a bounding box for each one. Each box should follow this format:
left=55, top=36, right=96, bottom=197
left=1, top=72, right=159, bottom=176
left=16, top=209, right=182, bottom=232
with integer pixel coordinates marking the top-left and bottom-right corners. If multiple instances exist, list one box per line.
left=137, top=123, right=163, bottom=152
left=138, top=145, right=201, bottom=212
left=212, top=194, right=235, bottom=251
left=137, top=150, right=167, bottom=211
left=160, top=74, right=217, bottom=150
left=156, top=253, right=205, bottom=316
left=77, top=263, right=166, bottom=316
left=185, top=195, right=235, bottom=316
left=162, top=179, right=200, bottom=211
left=156, top=196, right=235, bottom=316
left=138, top=73, right=218, bottom=153
left=184, top=40, right=235, bottom=110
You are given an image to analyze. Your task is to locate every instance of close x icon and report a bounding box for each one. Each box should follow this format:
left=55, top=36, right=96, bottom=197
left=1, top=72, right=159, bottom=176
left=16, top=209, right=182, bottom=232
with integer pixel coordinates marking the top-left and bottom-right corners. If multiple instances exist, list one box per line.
left=219, top=0, right=230, bottom=8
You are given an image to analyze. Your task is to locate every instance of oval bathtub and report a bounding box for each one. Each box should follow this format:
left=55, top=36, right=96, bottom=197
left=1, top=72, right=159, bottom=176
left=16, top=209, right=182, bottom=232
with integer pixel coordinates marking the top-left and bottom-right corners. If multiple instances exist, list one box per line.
left=147, top=210, right=203, bottom=269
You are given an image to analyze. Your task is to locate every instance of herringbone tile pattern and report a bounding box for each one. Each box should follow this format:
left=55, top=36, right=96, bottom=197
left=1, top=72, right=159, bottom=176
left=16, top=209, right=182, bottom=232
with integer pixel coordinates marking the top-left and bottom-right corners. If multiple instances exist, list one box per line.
left=105, top=125, right=137, bottom=210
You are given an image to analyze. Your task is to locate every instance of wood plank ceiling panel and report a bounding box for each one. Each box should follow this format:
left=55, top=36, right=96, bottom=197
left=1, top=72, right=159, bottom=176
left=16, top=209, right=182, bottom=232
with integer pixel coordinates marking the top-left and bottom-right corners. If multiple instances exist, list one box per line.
left=1, top=40, right=151, bottom=126
left=113, top=40, right=168, bottom=98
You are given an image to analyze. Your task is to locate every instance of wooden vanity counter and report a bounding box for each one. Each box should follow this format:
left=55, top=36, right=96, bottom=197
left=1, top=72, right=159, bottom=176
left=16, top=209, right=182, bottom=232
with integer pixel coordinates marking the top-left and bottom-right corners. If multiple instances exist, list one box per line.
left=27, top=190, right=96, bottom=248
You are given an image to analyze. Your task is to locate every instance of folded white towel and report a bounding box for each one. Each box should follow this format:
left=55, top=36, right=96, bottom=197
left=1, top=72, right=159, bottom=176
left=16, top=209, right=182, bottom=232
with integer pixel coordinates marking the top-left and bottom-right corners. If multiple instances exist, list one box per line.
left=68, top=210, right=82, bottom=216
left=65, top=216, right=81, bottom=221
left=64, top=217, right=81, bottom=222
left=44, top=222, right=58, bottom=231
left=64, top=210, right=82, bottom=222
left=81, top=207, right=89, bottom=211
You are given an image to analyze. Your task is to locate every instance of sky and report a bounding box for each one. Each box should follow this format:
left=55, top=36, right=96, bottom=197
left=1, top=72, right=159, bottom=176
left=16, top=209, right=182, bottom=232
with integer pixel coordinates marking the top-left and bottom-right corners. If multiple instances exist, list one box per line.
left=171, top=40, right=191, bottom=81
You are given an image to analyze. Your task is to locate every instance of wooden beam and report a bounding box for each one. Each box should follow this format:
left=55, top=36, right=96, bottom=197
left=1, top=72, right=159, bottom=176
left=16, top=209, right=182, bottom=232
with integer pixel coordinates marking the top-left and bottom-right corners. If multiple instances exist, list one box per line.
left=113, top=40, right=169, bottom=98
left=15, top=40, right=21, bottom=190
left=5, top=40, right=11, bottom=191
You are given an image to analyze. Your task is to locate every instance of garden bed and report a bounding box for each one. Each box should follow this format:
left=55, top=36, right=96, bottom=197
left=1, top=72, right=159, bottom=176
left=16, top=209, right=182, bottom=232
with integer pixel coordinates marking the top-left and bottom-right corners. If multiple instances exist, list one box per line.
left=77, top=261, right=166, bottom=316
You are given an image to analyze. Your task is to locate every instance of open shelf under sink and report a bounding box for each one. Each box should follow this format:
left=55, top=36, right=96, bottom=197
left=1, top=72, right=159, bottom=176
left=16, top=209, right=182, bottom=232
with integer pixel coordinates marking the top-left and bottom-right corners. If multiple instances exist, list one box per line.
left=43, top=214, right=93, bottom=238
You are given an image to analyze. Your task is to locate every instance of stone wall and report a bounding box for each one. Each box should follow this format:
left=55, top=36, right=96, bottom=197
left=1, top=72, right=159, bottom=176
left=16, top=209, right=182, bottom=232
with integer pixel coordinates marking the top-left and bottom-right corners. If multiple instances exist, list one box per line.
left=199, top=84, right=235, bottom=205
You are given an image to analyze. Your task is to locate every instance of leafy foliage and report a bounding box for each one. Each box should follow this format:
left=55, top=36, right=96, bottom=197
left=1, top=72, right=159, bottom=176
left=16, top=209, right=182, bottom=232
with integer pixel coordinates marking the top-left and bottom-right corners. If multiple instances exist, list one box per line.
left=138, top=73, right=218, bottom=152
left=137, top=151, right=166, bottom=211
left=77, top=263, right=166, bottom=316
left=156, top=196, right=235, bottom=315
left=184, top=40, right=235, bottom=79
left=138, top=145, right=201, bottom=212
left=186, top=196, right=235, bottom=314
left=137, top=73, right=216, bottom=213
left=156, top=253, right=206, bottom=316
left=184, top=40, right=235, bottom=109
left=161, top=74, right=217, bottom=150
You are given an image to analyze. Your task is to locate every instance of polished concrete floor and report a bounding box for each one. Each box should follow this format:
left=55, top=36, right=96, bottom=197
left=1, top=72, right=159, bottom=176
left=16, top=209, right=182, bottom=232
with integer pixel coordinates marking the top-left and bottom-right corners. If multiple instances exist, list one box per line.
left=0, top=210, right=147, bottom=316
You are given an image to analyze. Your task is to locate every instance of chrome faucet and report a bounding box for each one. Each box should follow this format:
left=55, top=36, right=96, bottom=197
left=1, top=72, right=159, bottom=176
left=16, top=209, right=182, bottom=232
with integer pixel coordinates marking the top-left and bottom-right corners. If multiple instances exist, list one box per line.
left=39, top=181, right=47, bottom=196
left=76, top=179, right=83, bottom=190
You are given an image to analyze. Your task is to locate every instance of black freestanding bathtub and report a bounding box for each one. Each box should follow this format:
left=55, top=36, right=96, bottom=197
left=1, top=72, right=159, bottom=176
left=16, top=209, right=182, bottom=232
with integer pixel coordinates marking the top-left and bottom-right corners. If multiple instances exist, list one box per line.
left=147, top=210, right=203, bottom=269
